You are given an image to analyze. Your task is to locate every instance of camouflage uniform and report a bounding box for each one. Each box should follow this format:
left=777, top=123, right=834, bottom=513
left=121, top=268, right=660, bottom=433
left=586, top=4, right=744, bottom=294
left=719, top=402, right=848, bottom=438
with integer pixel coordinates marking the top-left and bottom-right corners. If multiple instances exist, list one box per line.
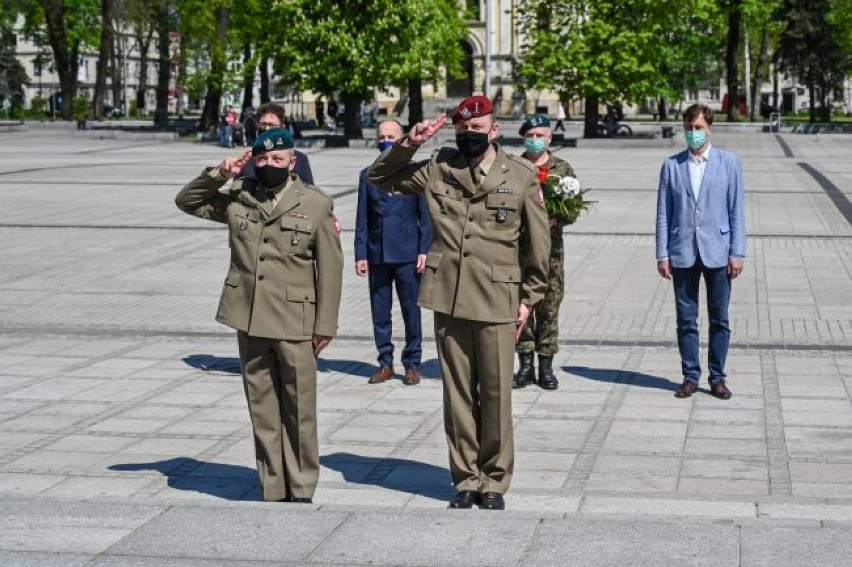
left=517, top=151, right=576, bottom=356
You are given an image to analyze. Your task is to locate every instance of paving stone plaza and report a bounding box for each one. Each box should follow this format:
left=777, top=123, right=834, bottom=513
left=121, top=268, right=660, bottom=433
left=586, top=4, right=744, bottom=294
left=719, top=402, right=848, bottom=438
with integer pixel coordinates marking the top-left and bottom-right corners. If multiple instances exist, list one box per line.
left=0, top=123, right=851, bottom=565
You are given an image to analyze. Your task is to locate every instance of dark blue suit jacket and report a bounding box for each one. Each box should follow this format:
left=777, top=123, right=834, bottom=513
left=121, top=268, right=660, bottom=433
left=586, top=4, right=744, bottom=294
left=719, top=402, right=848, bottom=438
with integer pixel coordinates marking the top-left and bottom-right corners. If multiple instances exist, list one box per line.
left=355, top=167, right=430, bottom=264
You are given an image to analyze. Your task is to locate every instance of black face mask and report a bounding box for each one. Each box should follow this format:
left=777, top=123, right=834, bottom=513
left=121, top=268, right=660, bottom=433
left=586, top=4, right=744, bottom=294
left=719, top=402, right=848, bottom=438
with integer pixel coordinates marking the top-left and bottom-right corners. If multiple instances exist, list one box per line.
left=455, top=131, right=490, bottom=160
left=256, top=165, right=290, bottom=191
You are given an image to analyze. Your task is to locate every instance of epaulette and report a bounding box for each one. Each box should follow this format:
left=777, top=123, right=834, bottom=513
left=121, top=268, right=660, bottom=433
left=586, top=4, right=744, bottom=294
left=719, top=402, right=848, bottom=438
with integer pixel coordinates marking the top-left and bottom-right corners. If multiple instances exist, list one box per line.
left=506, top=152, right=537, bottom=173
left=301, top=182, right=333, bottom=203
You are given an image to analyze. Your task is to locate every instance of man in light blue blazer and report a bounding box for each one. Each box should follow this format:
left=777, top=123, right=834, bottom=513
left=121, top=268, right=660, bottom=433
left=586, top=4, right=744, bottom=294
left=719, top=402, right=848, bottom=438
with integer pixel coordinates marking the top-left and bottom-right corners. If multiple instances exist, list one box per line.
left=355, top=120, right=431, bottom=385
left=655, top=103, right=746, bottom=400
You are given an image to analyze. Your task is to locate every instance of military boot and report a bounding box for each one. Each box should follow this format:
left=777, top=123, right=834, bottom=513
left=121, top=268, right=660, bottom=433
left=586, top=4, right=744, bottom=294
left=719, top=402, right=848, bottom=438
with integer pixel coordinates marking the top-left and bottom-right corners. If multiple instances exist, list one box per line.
left=537, top=355, right=559, bottom=390
left=512, top=352, right=536, bottom=389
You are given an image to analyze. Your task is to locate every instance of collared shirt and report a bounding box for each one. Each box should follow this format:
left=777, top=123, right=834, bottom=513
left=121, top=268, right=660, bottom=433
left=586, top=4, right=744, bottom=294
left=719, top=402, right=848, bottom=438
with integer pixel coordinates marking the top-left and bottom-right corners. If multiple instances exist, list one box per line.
left=471, top=148, right=497, bottom=188
left=267, top=175, right=295, bottom=212
left=687, top=143, right=711, bottom=201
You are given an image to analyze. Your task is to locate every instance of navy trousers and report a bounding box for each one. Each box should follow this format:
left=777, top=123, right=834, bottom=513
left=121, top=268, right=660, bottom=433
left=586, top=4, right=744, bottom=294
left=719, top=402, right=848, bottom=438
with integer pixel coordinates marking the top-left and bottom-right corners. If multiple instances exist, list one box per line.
left=368, top=262, right=422, bottom=369
left=672, top=257, right=732, bottom=384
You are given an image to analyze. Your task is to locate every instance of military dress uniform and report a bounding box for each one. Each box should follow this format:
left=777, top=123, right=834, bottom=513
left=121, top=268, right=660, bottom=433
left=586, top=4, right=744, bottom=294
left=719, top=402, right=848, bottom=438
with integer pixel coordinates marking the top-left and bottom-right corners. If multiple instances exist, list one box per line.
left=175, top=131, right=343, bottom=502
left=516, top=151, right=576, bottom=361
left=368, top=135, right=549, bottom=496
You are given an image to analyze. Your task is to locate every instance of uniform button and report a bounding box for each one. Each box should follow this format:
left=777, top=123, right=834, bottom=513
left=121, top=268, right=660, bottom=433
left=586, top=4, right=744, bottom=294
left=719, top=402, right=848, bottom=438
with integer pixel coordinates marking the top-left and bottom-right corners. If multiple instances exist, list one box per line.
left=263, top=237, right=269, bottom=243
left=463, top=252, right=469, bottom=257
left=464, top=234, right=470, bottom=239
left=304, top=295, right=309, bottom=300
left=468, top=216, right=474, bottom=221
left=258, top=275, right=265, bottom=281
left=259, top=256, right=265, bottom=261
left=501, top=201, right=506, bottom=205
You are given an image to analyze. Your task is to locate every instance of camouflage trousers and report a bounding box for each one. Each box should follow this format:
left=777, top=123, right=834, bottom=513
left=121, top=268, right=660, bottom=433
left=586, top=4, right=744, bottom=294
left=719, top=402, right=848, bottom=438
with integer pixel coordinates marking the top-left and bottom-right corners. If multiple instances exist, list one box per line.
left=517, top=245, right=565, bottom=356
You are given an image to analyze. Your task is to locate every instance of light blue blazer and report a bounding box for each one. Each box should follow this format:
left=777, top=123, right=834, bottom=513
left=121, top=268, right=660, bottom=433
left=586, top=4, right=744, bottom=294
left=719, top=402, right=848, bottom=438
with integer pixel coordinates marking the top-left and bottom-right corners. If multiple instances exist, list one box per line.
left=655, top=146, right=746, bottom=269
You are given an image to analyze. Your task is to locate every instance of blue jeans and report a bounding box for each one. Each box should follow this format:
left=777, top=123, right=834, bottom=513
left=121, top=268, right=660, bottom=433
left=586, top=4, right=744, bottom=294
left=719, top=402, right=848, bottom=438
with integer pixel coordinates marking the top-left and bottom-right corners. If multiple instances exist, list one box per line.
left=672, top=258, right=731, bottom=384
left=219, top=125, right=232, bottom=147
left=368, top=262, right=422, bottom=369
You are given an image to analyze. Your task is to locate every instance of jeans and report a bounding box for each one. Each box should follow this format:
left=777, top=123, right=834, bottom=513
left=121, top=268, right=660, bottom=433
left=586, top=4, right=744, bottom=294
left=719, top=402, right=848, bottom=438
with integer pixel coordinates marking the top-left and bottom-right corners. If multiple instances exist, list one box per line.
left=672, top=258, right=731, bottom=384
left=219, top=125, right=232, bottom=147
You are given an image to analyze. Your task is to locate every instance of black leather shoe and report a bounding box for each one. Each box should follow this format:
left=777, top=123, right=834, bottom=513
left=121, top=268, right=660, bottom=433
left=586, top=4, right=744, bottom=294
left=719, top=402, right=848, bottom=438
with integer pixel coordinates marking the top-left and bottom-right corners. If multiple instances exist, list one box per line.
left=513, top=352, right=536, bottom=389
left=537, top=355, right=559, bottom=390
left=448, top=490, right=479, bottom=509
left=479, top=492, right=505, bottom=510
left=290, top=497, right=313, bottom=503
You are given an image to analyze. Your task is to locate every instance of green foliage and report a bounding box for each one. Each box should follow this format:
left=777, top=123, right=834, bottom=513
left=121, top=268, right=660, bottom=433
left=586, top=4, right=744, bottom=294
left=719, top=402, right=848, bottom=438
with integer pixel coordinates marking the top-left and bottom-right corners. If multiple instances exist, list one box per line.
left=517, top=0, right=698, bottom=105
left=262, top=0, right=466, bottom=97
left=72, top=95, right=89, bottom=120
left=30, top=95, right=48, bottom=116
left=0, top=23, right=30, bottom=112
left=774, top=0, right=852, bottom=121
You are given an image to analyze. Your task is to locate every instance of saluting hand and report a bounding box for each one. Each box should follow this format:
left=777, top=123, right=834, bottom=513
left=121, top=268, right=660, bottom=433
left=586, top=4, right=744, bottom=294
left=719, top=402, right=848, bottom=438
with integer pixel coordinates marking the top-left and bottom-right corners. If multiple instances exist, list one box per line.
left=404, top=114, right=447, bottom=147
left=217, top=148, right=252, bottom=179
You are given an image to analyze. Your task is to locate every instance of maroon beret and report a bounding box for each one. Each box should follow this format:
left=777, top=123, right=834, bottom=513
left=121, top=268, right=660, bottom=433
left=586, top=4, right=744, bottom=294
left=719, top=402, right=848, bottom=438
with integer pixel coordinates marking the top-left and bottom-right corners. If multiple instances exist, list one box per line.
left=451, top=95, right=494, bottom=123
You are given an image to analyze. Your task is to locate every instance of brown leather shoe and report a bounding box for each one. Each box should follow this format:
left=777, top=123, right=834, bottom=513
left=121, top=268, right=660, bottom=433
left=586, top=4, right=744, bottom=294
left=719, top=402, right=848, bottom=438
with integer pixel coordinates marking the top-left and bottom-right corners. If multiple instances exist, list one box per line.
left=674, top=380, right=698, bottom=398
left=403, top=368, right=420, bottom=385
left=368, top=366, right=395, bottom=384
left=709, top=380, right=732, bottom=400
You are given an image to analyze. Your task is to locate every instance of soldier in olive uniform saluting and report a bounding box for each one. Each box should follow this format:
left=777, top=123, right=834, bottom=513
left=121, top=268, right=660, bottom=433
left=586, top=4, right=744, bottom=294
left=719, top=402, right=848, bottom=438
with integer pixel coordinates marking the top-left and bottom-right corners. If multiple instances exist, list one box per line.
left=369, top=96, right=550, bottom=510
left=175, top=129, right=343, bottom=503
left=514, top=115, right=578, bottom=390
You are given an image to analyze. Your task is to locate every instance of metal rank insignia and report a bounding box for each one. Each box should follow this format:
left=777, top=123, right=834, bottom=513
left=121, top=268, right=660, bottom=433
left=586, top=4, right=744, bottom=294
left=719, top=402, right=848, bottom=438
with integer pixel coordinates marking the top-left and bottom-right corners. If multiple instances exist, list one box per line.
left=263, top=138, right=274, bottom=150
left=460, top=107, right=472, bottom=119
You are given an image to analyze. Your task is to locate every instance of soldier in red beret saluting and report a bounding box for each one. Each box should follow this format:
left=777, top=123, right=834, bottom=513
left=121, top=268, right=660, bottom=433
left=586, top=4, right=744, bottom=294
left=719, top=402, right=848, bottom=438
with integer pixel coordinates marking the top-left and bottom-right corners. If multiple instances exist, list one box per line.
left=368, top=96, right=550, bottom=510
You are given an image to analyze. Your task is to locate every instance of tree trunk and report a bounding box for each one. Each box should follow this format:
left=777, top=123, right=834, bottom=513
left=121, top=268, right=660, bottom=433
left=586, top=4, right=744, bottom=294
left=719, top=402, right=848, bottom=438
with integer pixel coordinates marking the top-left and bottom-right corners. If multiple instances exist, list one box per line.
left=724, top=0, right=742, bottom=122
left=200, top=7, right=229, bottom=133
left=657, top=96, right=668, bottom=121
left=583, top=95, right=598, bottom=138
left=92, top=0, right=112, bottom=119
left=342, top=91, right=363, bottom=139
left=407, top=78, right=423, bottom=128
left=42, top=0, right=79, bottom=119
left=153, top=1, right=171, bottom=130
left=241, top=43, right=254, bottom=112
left=808, top=82, right=816, bottom=123
left=259, top=56, right=270, bottom=103
left=136, top=28, right=155, bottom=115
left=110, top=32, right=122, bottom=113
left=749, top=23, right=771, bottom=122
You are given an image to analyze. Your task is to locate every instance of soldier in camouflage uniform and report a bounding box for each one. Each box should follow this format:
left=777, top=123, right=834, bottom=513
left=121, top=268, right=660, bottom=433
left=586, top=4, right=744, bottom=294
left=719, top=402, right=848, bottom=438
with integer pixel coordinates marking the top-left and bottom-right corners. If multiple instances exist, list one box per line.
left=514, top=115, right=577, bottom=390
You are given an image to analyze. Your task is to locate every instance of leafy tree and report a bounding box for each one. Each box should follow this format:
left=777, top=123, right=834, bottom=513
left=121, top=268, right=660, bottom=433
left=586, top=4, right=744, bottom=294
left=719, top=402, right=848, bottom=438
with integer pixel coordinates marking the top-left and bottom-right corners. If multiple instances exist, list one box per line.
left=263, top=0, right=465, bottom=139
left=17, top=0, right=100, bottom=119
left=774, top=0, right=851, bottom=121
left=92, top=0, right=113, bottom=119
left=721, top=0, right=743, bottom=121
left=517, top=0, right=693, bottom=137
left=742, top=0, right=784, bottom=120
left=0, top=15, right=30, bottom=118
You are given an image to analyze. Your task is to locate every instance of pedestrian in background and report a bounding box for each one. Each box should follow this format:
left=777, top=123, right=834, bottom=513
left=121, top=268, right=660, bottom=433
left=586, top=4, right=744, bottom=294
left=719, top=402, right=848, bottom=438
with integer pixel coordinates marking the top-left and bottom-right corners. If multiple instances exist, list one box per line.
left=514, top=114, right=577, bottom=390
left=369, top=96, right=549, bottom=511
left=655, top=102, right=745, bottom=400
left=175, top=128, right=343, bottom=502
left=241, top=102, right=314, bottom=184
left=355, top=119, right=430, bottom=386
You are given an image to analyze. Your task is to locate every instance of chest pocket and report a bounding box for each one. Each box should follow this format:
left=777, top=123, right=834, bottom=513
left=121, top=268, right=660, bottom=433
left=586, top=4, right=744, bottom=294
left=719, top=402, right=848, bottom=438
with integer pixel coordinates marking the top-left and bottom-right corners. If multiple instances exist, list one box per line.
left=231, top=207, right=260, bottom=241
left=484, top=193, right=520, bottom=226
left=280, top=216, right=313, bottom=254
left=432, top=184, right=465, bottom=218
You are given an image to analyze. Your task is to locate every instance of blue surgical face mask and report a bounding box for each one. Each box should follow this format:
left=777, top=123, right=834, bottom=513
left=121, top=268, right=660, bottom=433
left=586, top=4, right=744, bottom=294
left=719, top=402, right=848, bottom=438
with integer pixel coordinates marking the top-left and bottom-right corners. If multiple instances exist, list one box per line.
left=377, top=140, right=395, bottom=153
left=684, top=130, right=707, bottom=150
left=524, top=137, right=547, bottom=155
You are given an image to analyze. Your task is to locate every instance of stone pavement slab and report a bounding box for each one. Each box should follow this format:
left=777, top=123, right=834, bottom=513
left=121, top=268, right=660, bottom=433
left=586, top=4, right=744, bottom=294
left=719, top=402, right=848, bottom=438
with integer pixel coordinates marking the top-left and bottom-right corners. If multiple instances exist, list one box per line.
left=1, top=128, right=851, bottom=564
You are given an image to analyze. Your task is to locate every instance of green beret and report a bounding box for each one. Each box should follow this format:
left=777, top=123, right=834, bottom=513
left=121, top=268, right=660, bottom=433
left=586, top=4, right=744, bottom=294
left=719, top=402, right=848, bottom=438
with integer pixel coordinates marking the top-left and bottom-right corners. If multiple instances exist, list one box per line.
left=519, top=114, right=551, bottom=135
left=252, top=128, right=294, bottom=155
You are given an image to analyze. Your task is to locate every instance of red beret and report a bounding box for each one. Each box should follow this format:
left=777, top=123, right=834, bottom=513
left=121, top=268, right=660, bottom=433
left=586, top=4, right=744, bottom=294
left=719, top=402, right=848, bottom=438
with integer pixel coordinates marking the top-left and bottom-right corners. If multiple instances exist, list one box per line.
left=451, top=95, right=494, bottom=123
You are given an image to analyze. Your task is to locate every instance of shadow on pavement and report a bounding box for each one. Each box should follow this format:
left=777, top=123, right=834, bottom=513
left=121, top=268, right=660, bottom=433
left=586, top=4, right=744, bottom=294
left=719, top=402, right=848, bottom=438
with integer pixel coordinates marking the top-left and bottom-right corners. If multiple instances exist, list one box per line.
left=183, top=354, right=240, bottom=374
left=564, top=366, right=682, bottom=392
left=182, top=355, right=442, bottom=381
left=109, top=457, right=259, bottom=501
left=321, top=452, right=452, bottom=501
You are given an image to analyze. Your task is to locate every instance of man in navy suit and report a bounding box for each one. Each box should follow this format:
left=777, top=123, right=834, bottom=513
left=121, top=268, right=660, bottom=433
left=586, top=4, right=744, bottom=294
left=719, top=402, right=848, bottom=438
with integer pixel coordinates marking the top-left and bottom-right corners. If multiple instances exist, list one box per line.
left=656, top=103, right=746, bottom=400
left=355, top=120, right=431, bottom=385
